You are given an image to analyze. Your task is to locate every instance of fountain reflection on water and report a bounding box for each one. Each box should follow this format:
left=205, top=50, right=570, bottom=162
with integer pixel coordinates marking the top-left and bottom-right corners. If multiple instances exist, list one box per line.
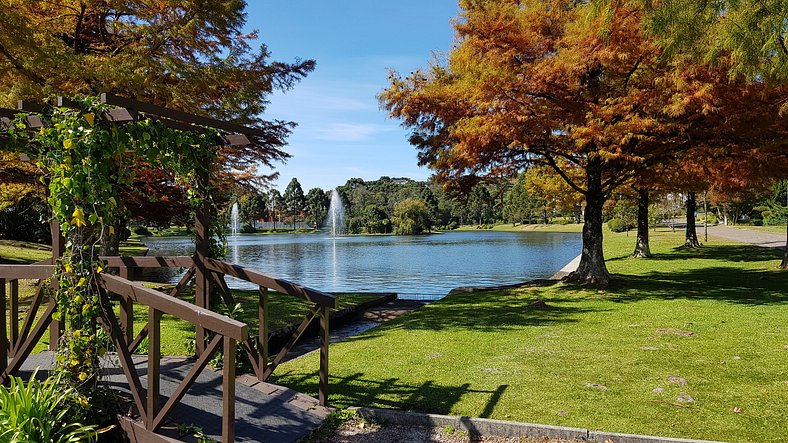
left=230, top=202, right=240, bottom=263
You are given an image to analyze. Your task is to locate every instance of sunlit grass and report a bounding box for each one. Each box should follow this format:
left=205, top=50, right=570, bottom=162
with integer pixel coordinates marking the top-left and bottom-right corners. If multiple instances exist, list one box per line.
left=275, top=230, right=788, bottom=443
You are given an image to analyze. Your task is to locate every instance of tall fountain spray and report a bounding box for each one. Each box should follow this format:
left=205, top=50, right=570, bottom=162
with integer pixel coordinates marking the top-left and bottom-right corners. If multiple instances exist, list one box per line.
left=325, top=189, right=346, bottom=237
left=230, top=203, right=240, bottom=237
left=230, top=202, right=240, bottom=262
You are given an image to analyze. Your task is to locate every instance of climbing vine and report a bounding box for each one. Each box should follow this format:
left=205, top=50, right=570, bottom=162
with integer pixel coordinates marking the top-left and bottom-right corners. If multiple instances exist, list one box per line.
left=3, top=96, right=220, bottom=386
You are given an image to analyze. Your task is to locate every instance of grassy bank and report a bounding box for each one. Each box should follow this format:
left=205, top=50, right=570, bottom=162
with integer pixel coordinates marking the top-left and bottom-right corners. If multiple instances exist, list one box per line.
left=457, top=223, right=584, bottom=233
left=274, top=230, right=787, bottom=443
left=730, top=224, right=787, bottom=235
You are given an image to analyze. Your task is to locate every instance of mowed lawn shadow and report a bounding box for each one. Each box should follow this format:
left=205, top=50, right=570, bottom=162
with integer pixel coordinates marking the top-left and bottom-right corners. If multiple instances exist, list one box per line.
left=274, top=370, right=507, bottom=417
left=607, top=243, right=783, bottom=264
left=391, top=281, right=606, bottom=332
left=609, top=266, right=788, bottom=305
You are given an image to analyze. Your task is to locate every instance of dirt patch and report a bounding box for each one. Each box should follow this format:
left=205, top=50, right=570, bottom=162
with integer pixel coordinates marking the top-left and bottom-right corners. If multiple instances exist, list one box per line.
left=655, top=328, right=697, bottom=337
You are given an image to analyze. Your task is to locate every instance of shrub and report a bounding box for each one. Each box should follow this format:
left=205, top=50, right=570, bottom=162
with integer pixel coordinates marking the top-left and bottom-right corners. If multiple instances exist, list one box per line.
left=241, top=224, right=256, bottom=233
left=0, top=370, right=98, bottom=442
left=608, top=218, right=630, bottom=233
left=132, top=225, right=153, bottom=236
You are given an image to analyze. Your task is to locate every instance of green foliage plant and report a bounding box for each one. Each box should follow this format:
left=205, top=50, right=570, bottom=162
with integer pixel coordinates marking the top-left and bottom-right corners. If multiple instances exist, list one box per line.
left=2, top=95, right=219, bottom=387
left=0, top=370, right=97, bottom=442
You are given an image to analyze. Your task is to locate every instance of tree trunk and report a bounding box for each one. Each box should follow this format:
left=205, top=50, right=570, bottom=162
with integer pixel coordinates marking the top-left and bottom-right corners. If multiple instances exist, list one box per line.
left=684, top=192, right=700, bottom=248
left=633, top=188, right=651, bottom=258
left=566, top=158, right=611, bottom=287
left=781, top=222, right=787, bottom=269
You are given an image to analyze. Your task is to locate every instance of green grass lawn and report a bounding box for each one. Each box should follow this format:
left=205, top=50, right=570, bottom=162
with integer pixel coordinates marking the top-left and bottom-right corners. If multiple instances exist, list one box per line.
left=0, top=240, right=51, bottom=264
left=274, top=230, right=788, bottom=443
left=457, top=223, right=584, bottom=233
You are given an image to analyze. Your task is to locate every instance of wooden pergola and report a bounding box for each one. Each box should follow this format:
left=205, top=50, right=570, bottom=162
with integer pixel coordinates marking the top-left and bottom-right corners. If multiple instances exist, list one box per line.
left=0, top=95, right=335, bottom=442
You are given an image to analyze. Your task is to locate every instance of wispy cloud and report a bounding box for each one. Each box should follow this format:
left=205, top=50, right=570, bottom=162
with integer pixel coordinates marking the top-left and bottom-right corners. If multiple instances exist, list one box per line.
left=312, top=123, right=395, bottom=142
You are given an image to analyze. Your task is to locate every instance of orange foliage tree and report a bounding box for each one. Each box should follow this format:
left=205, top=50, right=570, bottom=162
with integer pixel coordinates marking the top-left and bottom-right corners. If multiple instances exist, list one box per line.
left=381, top=0, right=787, bottom=286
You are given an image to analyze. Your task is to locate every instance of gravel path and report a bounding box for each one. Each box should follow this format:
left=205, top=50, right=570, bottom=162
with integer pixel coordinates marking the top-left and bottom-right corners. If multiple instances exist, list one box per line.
left=707, top=225, right=786, bottom=249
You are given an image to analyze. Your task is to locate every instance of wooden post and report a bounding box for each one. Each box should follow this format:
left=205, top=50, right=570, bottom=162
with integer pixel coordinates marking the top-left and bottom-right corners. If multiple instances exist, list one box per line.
left=147, top=307, right=162, bottom=429
left=258, top=286, right=268, bottom=381
left=0, top=279, right=6, bottom=375
left=49, top=218, right=64, bottom=351
left=222, top=336, right=236, bottom=442
left=118, top=267, right=134, bottom=344
left=194, top=160, right=210, bottom=357
left=319, top=305, right=329, bottom=406
left=9, top=280, right=18, bottom=355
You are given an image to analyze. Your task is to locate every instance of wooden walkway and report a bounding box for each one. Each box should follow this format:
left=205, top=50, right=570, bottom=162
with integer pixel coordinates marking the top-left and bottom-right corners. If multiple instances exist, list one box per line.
left=20, top=352, right=331, bottom=442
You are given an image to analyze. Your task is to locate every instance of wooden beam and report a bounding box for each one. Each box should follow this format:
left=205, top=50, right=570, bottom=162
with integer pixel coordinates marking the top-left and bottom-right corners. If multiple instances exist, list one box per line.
left=101, top=93, right=269, bottom=138
left=204, top=258, right=336, bottom=308
left=319, top=305, right=330, bottom=406
left=258, top=287, right=268, bottom=382
left=152, top=335, right=222, bottom=430
left=98, top=294, right=147, bottom=423
left=263, top=305, right=320, bottom=380
left=147, top=308, right=162, bottom=429
left=0, top=265, right=53, bottom=280
left=222, top=336, right=236, bottom=443
left=168, top=266, right=196, bottom=298
left=0, top=280, right=6, bottom=376
left=100, top=274, right=247, bottom=341
left=101, top=256, right=194, bottom=269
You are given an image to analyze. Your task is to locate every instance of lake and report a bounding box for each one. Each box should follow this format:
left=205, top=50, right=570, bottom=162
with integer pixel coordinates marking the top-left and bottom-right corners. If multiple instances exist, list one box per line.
left=143, top=230, right=581, bottom=300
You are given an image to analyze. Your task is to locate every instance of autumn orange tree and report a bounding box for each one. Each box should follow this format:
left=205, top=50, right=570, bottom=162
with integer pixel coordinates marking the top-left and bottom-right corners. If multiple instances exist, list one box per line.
left=381, top=0, right=787, bottom=286
left=0, top=1, right=313, bottom=242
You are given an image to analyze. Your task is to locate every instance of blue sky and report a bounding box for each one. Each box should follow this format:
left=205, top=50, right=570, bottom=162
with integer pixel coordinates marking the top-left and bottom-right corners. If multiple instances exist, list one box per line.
left=246, top=1, right=459, bottom=192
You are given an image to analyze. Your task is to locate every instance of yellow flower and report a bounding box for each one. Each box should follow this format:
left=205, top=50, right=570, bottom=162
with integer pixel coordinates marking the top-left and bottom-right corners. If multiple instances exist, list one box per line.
left=63, top=138, right=74, bottom=149
left=64, top=263, right=74, bottom=273
left=70, top=358, right=80, bottom=367
left=78, top=372, right=88, bottom=381
left=84, top=113, right=95, bottom=126
left=71, top=207, right=86, bottom=228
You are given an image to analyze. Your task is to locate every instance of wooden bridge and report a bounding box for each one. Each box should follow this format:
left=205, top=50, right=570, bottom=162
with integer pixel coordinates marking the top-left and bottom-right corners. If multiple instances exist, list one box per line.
left=0, top=95, right=337, bottom=442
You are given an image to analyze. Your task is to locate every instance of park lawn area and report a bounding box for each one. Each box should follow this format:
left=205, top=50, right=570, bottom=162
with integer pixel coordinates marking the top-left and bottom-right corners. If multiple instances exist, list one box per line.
left=457, top=223, right=584, bottom=233
left=274, top=230, right=788, bottom=443
left=126, top=289, right=381, bottom=356
left=0, top=240, right=51, bottom=264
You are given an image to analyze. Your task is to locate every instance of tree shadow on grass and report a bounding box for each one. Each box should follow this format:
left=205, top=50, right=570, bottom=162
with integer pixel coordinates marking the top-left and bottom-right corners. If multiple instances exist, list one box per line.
left=274, top=369, right=508, bottom=418
left=607, top=244, right=783, bottom=264
left=603, top=266, right=788, bottom=306
left=389, top=285, right=606, bottom=333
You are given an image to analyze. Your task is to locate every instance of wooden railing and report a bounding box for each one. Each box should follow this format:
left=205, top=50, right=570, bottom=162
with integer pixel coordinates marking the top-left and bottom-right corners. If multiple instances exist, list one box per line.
left=0, top=254, right=336, bottom=442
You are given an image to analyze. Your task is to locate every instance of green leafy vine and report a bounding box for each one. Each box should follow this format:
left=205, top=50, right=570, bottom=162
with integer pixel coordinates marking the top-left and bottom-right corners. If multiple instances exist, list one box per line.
left=3, top=96, right=220, bottom=386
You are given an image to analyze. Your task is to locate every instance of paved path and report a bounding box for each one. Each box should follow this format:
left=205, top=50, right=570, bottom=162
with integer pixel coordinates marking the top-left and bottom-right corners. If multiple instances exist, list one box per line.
left=20, top=352, right=330, bottom=442
left=706, top=225, right=786, bottom=249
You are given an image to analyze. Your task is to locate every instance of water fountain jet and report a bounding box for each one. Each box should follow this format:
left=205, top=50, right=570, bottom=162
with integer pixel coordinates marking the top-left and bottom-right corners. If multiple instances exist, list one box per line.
left=325, top=189, right=346, bottom=237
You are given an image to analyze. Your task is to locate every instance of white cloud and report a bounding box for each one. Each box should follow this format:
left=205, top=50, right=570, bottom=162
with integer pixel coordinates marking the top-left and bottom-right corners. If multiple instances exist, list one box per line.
left=312, top=123, right=395, bottom=142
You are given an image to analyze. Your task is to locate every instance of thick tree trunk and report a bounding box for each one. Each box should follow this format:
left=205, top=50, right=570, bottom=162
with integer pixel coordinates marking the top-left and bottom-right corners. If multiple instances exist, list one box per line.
left=566, top=158, right=611, bottom=287
left=633, top=188, right=651, bottom=258
left=684, top=192, right=701, bottom=248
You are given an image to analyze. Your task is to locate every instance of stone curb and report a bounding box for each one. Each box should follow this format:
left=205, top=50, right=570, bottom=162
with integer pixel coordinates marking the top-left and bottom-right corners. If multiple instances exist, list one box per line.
left=348, top=407, right=728, bottom=443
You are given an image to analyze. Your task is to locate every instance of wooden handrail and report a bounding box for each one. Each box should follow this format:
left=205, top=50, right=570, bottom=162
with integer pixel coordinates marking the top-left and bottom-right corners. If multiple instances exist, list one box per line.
left=0, top=265, right=54, bottom=279
left=99, top=274, right=248, bottom=341
left=204, top=258, right=336, bottom=308
left=100, top=256, right=195, bottom=268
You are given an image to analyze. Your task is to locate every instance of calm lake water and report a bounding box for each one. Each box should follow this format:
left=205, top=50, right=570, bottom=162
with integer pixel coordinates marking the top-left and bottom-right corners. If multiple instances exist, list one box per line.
left=143, top=230, right=581, bottom=300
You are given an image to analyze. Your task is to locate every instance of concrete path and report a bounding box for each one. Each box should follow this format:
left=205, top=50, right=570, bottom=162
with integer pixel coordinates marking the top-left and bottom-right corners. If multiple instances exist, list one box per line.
left=19, top=352, right=330, bottom=442
left=706, top=225, right=786, bottom=249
